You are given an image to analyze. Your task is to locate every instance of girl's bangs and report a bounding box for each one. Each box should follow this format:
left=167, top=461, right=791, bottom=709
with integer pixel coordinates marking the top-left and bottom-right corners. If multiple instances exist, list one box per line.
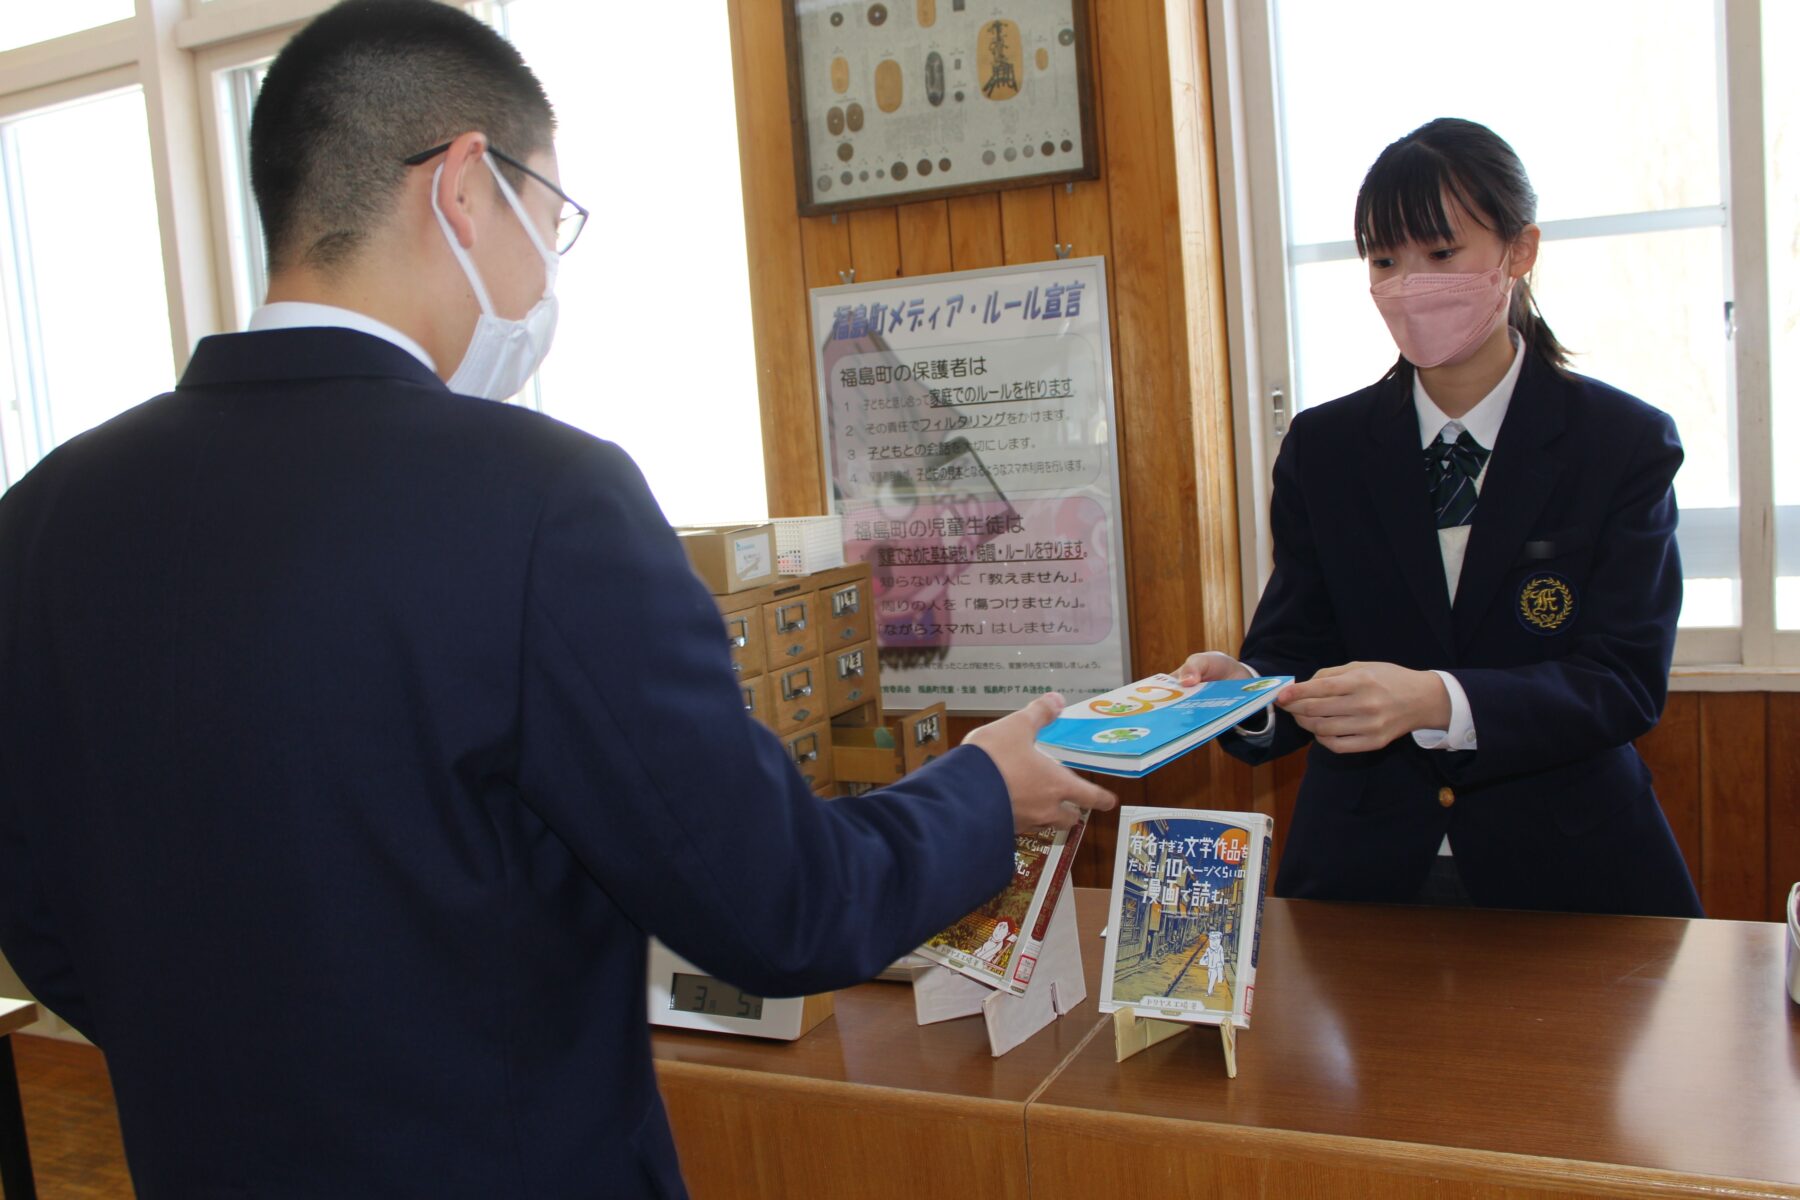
left=1354, top=147, right=1487, bottom=257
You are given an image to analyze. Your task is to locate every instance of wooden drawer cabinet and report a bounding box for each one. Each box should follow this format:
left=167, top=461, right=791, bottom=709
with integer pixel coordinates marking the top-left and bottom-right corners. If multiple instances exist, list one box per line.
left=831, top=702, right=948, bottom=784
left=899, top=705, right=948, bottom=773
left=762, top=587, right=819, bottom=664
left=772, top=658, right=826, bottom=733
left=723, top=606, right=764, bottom=678
left=825, top=642, right=875, bottom=715
left=820, top=576, right=871, bottom=647
left=784, top=722, right=833, bottom=792
left=709, top=563, right=957, bottom=800
left=740, top=674, right=771, bottom=724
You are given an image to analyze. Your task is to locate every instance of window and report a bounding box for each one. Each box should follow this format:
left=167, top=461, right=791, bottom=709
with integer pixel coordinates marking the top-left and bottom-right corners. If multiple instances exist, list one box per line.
left=209, top=2, right=768, bottom=528
left=217, top=61, right=270, bottom=327
left=480, top=1, right=767, bottom=526
left=1766, top=0, right=1800, bottom=634
left=0, top=88, right=175, bottom=489
left=1215, top=0, right=1791, bottom=668
left=0, top=1, right=134, bottom=55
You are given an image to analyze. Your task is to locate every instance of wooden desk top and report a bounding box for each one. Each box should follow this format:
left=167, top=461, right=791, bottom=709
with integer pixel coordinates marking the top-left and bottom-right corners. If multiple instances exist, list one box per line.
left=651, top=888, right=1111, bottom=1107
left=0, top=998, right=37, bottom=1039
left=1034, top=898, right=1800, bottom=1192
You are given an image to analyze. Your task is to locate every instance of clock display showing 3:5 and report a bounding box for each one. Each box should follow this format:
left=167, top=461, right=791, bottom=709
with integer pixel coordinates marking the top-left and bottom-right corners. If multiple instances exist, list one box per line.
left=668, top=972, right=765, bottom=1021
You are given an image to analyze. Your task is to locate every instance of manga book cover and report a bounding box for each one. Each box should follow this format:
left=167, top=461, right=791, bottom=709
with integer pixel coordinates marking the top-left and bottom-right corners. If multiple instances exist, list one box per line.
left=916, top=817, right=1085, bottom=996
left=1098, top=808, right=1274, bottom=1027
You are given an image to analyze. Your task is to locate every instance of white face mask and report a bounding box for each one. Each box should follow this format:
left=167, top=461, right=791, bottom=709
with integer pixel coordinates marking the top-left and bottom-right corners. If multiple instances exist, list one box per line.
left=430, top=154, right=560, bottom=401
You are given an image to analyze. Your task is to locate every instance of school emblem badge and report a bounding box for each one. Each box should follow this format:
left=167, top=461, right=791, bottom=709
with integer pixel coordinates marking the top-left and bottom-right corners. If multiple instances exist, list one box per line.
left=1517, top=573, right=1575, bottom=634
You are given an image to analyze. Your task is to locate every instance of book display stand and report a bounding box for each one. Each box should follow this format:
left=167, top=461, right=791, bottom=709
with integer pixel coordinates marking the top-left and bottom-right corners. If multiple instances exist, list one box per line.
left=911, top=894, right=1085, bottom=1057
left=1111, top=1007, right=1238, bottom=1078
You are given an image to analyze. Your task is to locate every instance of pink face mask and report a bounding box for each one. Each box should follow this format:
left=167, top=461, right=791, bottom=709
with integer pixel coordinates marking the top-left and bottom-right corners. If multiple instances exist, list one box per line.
left=1369, top=255, right=1513, bottom=369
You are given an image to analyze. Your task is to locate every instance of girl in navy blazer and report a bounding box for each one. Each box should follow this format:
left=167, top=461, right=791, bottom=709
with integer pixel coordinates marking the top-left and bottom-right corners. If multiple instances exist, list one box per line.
left=1180, top=118, right=1702, bottom=917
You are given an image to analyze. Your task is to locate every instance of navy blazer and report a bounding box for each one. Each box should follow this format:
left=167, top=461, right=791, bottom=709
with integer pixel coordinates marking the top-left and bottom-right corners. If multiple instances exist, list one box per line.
left=0, top=329, right=1015, bottom=1198
left=1225, top=353, right=1702, bottom=917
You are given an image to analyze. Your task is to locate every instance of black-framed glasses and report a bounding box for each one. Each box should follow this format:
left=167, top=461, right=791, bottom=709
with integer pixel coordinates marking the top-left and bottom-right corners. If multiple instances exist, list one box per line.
left=403, top=142, right=589, bottom=255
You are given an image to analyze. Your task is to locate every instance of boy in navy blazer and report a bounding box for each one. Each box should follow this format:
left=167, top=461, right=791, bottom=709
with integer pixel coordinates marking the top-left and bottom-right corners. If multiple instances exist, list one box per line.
left=0, top=3, right=1113, bottom=1196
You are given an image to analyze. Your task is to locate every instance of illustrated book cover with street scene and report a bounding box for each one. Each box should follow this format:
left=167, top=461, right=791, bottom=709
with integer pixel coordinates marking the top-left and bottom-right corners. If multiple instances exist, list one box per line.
left=1098, top=808, right=1274, bottom=1027
left=915, top=817, right=1086, bottom=996
left=1034, top=673, right=1292, bottom=777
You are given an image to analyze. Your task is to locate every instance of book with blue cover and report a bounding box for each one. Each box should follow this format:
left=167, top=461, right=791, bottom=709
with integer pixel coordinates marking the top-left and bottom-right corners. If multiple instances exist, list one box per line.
left=1033, top=673, right=1292, bottom=777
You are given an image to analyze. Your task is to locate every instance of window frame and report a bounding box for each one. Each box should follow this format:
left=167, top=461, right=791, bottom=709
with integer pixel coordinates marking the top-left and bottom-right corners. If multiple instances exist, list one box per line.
left=0, top=0, right=395, bottom=488
left=1207, top=0, right=1796, bottom=685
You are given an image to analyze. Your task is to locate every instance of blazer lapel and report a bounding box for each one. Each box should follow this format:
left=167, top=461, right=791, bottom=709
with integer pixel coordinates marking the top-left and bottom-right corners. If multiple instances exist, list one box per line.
left=1361, top=374, right=1456, bottom=659
left=1451, top=355, right=1567, bottom=649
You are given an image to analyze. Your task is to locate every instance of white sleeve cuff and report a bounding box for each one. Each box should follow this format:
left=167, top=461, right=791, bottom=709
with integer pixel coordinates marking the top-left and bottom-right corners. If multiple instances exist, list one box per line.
left=1231, top=659, right=1276, bottom=743
left=1411, top=670, right=1476, bottom=751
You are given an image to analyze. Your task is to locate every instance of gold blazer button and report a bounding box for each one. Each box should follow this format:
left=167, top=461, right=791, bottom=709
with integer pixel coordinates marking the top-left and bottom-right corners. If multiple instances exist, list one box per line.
left=1437, top=786, right=1456, bottom=808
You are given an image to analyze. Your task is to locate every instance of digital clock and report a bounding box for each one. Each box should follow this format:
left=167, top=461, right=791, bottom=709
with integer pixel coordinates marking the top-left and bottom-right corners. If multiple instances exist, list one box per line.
left=646, top=940, right=835, bottom=1041
left=668, top=972, right=765, bottom=1021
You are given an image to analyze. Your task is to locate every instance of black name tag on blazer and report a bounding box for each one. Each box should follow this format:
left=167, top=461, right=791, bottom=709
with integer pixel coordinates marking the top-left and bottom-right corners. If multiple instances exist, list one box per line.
left=1514, top=527, right=1589, bottom=567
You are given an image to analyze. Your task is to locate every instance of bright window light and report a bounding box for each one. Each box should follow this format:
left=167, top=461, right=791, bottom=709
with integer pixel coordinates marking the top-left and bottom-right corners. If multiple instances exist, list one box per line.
left=0, top=0, right=134, bottom=53
left=1272, top=0, right=1732, bottom=627
left=492, top=1, right=767, bottom=526
left=0, top=88, right=174, bottom=488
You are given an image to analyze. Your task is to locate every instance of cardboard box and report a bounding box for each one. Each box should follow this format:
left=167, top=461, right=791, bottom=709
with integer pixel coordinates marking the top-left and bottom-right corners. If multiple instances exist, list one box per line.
left=677, top=524, right=776, bottom=595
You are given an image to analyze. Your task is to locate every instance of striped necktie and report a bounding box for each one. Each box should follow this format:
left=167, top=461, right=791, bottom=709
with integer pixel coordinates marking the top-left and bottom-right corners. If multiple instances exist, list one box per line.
left=1424, top=428, right=1490, bottom=529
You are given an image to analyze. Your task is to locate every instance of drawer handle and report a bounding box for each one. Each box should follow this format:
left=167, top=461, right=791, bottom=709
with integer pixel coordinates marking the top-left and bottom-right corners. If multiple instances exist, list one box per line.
left=783, top=669, right=814, bottom=701
left=837, top=651, right=865, bottom=678
left=915, top=714, right=941, bottom=746
left=742, top=689, right=756, bottom=713
left=831, top=585, right=860, bottom=617
left=727, top=617, right=749, bottom=648
left=776, top=603, right=808, bottom=633
left=790, top=735, right=820, bottom=764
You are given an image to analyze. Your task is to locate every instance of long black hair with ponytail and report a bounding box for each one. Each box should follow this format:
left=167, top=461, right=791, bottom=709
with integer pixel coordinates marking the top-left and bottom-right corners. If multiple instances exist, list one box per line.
left=1353, top=117, right=1570, bottom=375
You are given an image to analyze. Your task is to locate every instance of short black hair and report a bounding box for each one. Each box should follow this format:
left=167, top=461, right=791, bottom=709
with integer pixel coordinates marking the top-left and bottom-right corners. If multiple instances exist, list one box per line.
left=250, top=0, right=555, bottom=274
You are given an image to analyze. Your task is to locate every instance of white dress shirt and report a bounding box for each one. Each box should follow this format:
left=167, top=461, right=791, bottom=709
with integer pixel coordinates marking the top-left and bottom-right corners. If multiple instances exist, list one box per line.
left=248, top=302, right=438, bottom=374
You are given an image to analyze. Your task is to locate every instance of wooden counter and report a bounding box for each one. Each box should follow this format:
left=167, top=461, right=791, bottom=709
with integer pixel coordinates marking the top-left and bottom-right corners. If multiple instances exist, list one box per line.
left=652, top=888, right=1110, bottom=1200
left=1032, top=898, right=1800, bottom=1200
left=654, top=890, right=1800, bottom=1200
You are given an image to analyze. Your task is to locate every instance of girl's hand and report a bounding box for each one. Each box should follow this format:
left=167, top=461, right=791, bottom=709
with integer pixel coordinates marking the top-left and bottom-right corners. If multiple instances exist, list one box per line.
left=1276, top=662, right=1450, bottom=754
left=1173, top=651, right=1254, bottom=688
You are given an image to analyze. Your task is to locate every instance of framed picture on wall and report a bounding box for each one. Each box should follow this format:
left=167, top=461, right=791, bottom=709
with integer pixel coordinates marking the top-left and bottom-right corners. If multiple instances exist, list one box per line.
left=783, top=0, right=1098, bottom=216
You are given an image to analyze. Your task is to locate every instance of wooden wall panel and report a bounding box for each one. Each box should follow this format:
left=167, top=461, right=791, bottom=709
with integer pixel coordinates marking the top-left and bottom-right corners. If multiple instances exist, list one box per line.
left=728, top=0, right=822, bottom=518
left=1093, top=0, right=1205, bottom=826
left=660, top=1064, right=1029, bottom=1200
left=1637, top=692, right=1702, bottom=889
left=1698, top=692, right=1768, bottom=921
left=1166, top=0, right=1241, bottom=656
left=946, top=194, right=1003, bottom=270
left=1053, top=180, right=1111, bottom=262
left=797, top=214, right=852, bottom=291
left=1765, top=694, right=1800, bottom=922
left=1051, top=0, right=1110, bottom=264
left=998, top=185, right=1058, bottom=265
left=895, top=200, right=952, bottom=277
left=846, top=208, right=902, bottom=281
